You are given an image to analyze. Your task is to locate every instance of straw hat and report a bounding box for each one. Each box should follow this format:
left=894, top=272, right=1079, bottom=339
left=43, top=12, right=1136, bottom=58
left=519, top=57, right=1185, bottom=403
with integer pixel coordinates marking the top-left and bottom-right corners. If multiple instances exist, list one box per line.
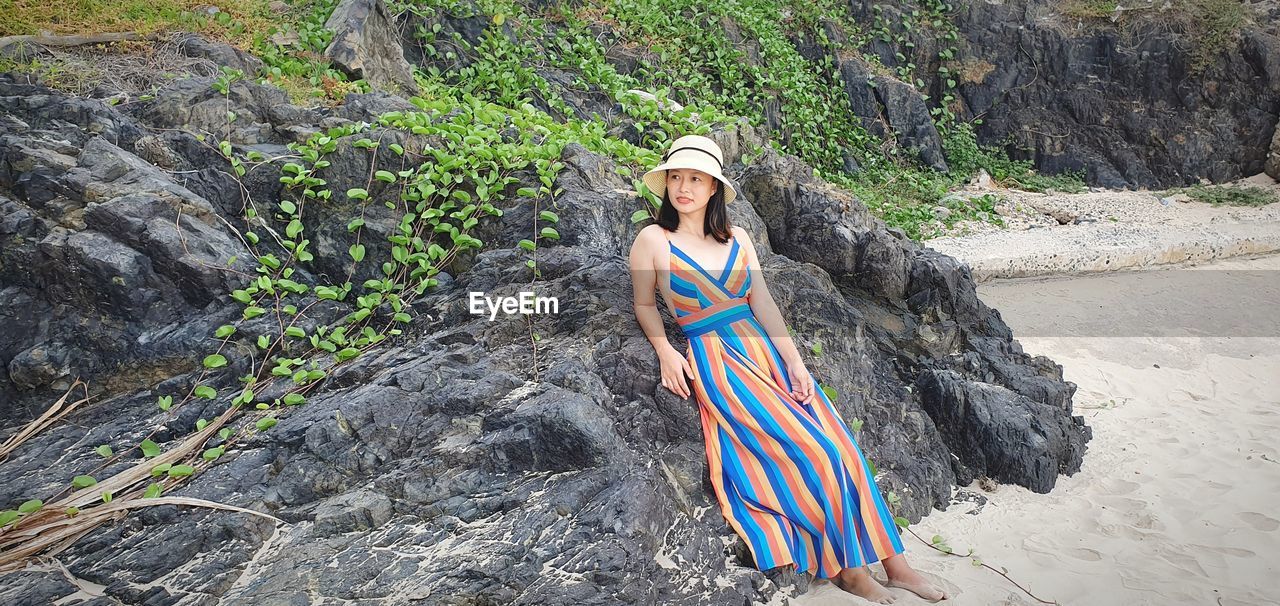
left=641, top=135, right=739, bottom=204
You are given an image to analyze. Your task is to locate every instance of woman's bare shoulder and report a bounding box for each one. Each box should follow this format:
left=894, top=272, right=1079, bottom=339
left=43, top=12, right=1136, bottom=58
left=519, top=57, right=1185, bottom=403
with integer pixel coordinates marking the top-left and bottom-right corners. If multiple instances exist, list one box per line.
left=630, top=224, right=666, bottom=258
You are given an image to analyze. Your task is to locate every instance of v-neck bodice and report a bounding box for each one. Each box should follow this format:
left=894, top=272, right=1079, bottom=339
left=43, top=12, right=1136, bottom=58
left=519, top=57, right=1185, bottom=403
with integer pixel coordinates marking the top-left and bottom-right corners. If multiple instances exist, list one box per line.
left=664, top=229, right=752, bottom=324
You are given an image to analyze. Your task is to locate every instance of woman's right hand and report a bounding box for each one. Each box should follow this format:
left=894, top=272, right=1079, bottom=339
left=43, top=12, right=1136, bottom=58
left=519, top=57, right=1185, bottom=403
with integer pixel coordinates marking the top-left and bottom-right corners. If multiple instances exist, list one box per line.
left=659, top=344, right=694, bottom=399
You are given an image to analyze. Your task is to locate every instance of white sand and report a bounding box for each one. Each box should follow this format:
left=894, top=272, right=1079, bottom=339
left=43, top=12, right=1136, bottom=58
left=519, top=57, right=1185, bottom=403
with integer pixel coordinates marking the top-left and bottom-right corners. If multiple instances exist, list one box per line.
left=792, top=254, right=1280, bottom=606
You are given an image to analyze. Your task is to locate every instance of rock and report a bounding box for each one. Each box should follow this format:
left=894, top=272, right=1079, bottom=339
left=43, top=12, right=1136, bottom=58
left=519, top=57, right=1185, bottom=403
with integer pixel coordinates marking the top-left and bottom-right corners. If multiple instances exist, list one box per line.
left=847, top=0, right=1280, bottom=188
left=324, top=0, right=420, bottom=96
left=932, top=205, right=952, bottom=220
left=312, top=489, right=394, bottom=535
left=915, top=369, right=1090, bottom=492
left=174, top=33, right=265, bottom=75
left=0, top=72, right=1087, bottom=606
left=1267, top=117, right=1280, bottom=181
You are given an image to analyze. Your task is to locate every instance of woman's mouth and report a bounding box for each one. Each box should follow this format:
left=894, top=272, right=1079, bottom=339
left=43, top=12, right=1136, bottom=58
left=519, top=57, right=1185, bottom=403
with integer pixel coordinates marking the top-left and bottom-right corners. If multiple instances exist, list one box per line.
left=677, top=197, right=692, bottom=203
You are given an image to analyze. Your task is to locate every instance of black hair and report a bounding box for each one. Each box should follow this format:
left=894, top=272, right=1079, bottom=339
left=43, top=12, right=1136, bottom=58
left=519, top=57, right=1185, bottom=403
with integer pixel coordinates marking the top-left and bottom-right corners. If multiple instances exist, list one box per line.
left=655, top=171, right=733, bottom=243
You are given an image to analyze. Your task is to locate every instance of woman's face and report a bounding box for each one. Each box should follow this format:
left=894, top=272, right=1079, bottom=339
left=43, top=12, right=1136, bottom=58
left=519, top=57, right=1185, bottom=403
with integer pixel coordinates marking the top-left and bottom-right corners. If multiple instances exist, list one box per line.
left=666, top=168, right=718, bottom=213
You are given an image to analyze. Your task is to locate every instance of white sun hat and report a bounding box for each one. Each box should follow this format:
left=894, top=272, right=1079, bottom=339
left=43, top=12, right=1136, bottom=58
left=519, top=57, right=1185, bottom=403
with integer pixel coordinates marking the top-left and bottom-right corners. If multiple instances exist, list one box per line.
left=641, top=134, right=739, bottom=204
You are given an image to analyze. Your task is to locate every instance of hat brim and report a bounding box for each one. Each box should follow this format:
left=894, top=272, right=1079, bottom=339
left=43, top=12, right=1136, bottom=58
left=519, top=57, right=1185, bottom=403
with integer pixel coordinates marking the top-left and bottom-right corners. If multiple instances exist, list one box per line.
left=641, top=163, right=738, bottom=205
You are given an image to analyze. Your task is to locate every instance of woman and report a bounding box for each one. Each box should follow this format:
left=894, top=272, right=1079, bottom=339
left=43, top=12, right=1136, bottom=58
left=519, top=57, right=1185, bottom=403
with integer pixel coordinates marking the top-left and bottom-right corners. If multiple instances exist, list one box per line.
left=628, top=135, right=947, bottom=603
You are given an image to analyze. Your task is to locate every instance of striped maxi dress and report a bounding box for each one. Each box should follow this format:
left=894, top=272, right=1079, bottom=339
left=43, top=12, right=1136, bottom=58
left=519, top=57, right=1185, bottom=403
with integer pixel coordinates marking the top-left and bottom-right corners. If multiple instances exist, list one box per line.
left=662, top=228, right=905, bottom=579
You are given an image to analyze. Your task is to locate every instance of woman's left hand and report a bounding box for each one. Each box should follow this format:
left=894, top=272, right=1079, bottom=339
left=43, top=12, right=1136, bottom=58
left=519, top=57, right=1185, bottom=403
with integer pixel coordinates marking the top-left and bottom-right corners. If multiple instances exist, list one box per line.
left=785, top=357, right=815, bottom=405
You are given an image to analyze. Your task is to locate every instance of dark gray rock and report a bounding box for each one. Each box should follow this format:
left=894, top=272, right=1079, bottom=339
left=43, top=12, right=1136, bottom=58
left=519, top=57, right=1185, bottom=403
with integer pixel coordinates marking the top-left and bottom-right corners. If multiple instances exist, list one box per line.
left=325, top=0, right=420, bottom=96
left=174, top=33, right=265, bottom=75
left=915, top=369, right=1090, bottom=492
left=847, top=0, right=1280, bottom=188
left=0, top=72, right=1088, bottom=606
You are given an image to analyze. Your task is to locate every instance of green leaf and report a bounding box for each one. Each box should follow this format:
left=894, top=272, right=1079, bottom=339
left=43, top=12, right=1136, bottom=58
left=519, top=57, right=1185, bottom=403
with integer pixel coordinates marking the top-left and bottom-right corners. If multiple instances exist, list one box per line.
left=140, top=439, right=161, bottom=458
left=196, top=418, right=209, bottom=431
left=539, top=227, right=560, bottom=240
left=518, top=239, right=536, bottom=252
left=150, top=463, right=171, bottom=477
left=0, top=510, right=21, bottom=526
left=215, top=325, right=236, bottom=338
left=257, top=334, right=270, bottom=349
left=144, top=483, right=162, bottom=498
left=347, top=218, right=365, bottom=232
left=630, top=209, right=651, bottom=223
left=286, top=219, right=304, bottom=238
left=811, top=341, right=823, bottom=356
left=203, top=354, right=228, bottom=369
left=336, top=347, right=360, bottom=361
left=375, top=170, right=397, bottom=183
left=17, top=499, right=42, bottom=514
left=393, top=312, right=411, bottom=323
left=283, top=393, right=306, bottom=406
left=95, top=445, right=113, bottom=457
left=168, top=465, right=195, bottom=477
left=820, top=385, right=837, bottom=402
left=194, top=385, right=217, bottom=399
left=389, top=143, right=404, bottom=156
left=256, top=417, right=278, bottom=431
left=894, top=516, right=910, bottom=528
left=279, top=199, right=297, bottom=215
left=64, top=507, right=79, bottom=517
left=349, top=244, right=366, bottom=262
left=285, top=326, right=306, bottom=338
left=538, top=210, right=560, bottom=223
left=202, top=447, right=224, bottom=461
left=101, top=491, right=113, bottom=504
left=72, top=475, right=97, bottom=489
left=347, top=188, right=369, bottom=201
left=244, top=306, right=267, bottom=319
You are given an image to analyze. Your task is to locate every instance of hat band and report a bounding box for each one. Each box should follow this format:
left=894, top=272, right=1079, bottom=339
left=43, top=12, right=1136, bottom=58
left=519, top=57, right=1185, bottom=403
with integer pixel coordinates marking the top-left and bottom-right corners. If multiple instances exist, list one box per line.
left=663, top=146, right=722, bottom=170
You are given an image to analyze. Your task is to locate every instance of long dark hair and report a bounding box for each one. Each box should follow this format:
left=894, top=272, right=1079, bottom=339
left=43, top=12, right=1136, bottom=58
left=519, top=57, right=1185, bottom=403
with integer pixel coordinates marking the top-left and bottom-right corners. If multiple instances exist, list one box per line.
left=655, top=173, right=733, bottom=243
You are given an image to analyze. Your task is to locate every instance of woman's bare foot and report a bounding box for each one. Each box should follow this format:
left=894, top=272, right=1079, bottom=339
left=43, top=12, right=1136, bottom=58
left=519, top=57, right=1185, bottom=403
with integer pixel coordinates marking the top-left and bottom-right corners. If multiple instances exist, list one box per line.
left=881, top=554, right=947, bottom=602
left=832, top=567, right=896, bottom=604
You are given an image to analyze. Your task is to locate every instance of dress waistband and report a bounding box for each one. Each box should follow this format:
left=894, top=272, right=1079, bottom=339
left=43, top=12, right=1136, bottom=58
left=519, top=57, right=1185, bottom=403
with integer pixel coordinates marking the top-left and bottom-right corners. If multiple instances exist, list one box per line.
left=676, top=298, right=754, bottom=338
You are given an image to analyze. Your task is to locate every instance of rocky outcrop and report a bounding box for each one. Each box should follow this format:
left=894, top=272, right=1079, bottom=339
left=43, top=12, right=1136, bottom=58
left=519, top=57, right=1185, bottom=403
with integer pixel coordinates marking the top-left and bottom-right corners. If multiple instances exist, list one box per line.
left=0, top=71, right=1089, bottom=604
left=325, top=0, right=421, bottom=96
left=847, top=0, right=1280, bottom=188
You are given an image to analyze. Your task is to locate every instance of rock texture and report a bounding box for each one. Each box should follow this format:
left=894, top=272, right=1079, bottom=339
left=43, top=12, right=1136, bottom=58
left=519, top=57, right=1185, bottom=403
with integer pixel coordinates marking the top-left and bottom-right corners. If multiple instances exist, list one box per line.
left=1268, top=117, right=1280, bottom=180
left=325, top=0, right=421, bottom=96
left=847, top=0, right=1280, bottom=189
left=0, top=70, right=1089, bottom=604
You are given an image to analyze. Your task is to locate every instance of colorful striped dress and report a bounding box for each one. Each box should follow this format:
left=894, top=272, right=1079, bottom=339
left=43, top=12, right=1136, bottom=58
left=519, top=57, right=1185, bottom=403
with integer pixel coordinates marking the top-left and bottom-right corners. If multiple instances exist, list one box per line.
left=663, top=228, right=906, bottom=579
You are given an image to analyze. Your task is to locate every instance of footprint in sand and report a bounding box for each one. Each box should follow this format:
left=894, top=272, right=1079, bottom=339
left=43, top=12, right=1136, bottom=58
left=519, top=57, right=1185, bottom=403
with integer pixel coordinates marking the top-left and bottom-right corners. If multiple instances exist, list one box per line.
left=1202, top=479, right=1231, bottom=492
left=1238, top=512, right=1280, bottom=531
left=1208, top=546, right=1256, bottom=558
left=1063, top=547, right=1103, bottom=562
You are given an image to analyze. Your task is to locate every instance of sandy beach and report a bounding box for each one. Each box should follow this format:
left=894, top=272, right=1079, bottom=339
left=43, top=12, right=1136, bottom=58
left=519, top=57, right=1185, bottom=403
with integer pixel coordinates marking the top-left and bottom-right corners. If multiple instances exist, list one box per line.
left=793, top=253, right=1280, bottom=605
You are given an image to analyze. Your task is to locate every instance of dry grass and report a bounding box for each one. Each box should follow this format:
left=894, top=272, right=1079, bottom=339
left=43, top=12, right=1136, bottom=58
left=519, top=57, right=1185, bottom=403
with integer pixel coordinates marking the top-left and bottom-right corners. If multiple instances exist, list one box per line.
left=0, top=0, right=273, bottom=47
left=1053, top=0, right=1253, bottom=72
left=0, top=34, right=225, bottom=96
left=0, top=383, right=280, bottom=573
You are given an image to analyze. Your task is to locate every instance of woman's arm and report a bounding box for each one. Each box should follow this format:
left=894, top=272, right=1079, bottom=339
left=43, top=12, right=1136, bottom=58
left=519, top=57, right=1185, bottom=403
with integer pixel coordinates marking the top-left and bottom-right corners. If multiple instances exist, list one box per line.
left=630, top=226, right=675, bottom=354
left=736, top=227, right=803, bottom=365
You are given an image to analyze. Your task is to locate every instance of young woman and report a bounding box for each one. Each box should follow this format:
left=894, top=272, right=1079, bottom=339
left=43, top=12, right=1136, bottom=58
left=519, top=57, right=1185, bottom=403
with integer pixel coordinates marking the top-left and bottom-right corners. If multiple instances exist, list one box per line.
left=628, top=135, right=947, bottom=603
